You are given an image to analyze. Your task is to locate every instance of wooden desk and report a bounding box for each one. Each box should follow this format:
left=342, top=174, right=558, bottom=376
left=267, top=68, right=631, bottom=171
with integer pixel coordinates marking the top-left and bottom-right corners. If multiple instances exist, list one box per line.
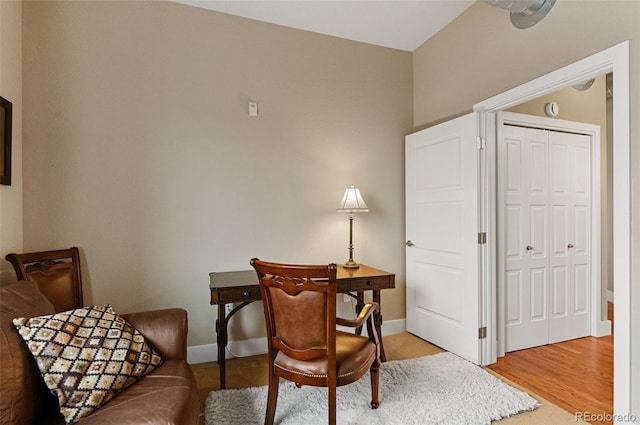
left=209, top=264, right=395, bottom=389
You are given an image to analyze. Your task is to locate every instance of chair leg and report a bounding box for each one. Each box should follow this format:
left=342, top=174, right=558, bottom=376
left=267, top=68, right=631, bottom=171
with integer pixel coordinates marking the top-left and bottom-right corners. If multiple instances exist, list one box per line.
left=370, top=358, right=380, bottom=409
left=264, top=368, right=279, bottom=425
left=328, top=385, right=337, bottom=425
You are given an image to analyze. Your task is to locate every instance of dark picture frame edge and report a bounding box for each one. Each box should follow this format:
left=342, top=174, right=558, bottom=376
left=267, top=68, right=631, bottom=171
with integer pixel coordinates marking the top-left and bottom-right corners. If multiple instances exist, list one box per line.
left=0, top=96, right=12, bottom=186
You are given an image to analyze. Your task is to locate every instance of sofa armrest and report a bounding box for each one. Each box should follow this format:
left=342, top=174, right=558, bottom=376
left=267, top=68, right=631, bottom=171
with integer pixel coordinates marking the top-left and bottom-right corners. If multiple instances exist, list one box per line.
left=121, top=308, right=188, bottom=361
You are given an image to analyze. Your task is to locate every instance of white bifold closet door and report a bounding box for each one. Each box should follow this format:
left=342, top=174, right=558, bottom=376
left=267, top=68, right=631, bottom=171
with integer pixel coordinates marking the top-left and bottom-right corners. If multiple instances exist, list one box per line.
left=500, top=124, right=591, bottom=352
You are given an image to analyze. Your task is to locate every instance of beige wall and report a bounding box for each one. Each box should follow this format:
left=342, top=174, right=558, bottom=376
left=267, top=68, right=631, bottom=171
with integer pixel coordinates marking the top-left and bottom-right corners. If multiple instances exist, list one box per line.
left=414, top=0, right=639, bottom=419
left=0, top=0, right=23, bottom=284
left=11, top=0, right=640, bottom=414
left=19, top=1, right=412, bottom=347
left=506, top=75, right=607, bottom=129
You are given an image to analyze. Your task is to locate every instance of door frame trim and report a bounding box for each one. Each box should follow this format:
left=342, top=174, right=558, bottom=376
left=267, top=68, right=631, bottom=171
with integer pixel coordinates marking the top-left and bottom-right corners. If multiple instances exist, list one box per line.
left=474, top=40, right=630, bottom=415
left=496, top=111, right=604, bottom=356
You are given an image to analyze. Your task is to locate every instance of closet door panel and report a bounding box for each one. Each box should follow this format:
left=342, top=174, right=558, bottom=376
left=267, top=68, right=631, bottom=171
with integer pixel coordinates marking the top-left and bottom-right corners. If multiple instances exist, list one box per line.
left=548, top=131, right=591, bottom=344
left=502, top=126, right=549, bottom=352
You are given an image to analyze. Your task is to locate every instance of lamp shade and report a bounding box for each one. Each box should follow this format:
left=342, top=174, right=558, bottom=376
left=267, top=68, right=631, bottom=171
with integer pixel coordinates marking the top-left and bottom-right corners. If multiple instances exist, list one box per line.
left=337, top=185, right=369, bottom=213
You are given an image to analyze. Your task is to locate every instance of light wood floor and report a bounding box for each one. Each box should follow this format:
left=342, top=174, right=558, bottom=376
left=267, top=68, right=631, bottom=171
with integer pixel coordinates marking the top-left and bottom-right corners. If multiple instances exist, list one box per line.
left=487, top=303, right=614, bottom=425
left=191, top=332, right=590, bottom=424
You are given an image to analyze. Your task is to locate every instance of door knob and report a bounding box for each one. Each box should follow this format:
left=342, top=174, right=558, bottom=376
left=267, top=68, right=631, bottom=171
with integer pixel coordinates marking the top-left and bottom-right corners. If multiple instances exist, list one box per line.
left=405, top=240, right=415, bottom=247
left=568, top=243, right=574, bottom=248
left=526, top=245, right=533, bottom=251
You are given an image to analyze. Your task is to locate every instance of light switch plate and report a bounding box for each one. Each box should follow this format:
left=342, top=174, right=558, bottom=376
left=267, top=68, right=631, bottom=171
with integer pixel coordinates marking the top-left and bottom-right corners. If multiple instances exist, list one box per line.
left=249, top=101, right=258, bottom=116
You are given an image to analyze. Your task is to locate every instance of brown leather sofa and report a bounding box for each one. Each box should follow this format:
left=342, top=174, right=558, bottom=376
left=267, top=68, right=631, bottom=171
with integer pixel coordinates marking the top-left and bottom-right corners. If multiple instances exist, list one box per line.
left=0, top=280, right=200, bottom=425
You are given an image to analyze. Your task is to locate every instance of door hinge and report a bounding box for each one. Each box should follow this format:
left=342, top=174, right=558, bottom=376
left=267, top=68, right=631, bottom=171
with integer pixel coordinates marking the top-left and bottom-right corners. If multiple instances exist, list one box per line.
left=476, top=136, right=486, bottom=150
left=479, top=327, right=487, bottom=339
left=478, top=232, right=487, bottom=244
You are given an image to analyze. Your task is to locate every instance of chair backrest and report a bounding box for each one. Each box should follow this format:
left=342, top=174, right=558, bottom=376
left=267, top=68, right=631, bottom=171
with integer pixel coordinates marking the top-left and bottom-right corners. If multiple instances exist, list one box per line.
left=251, top=259, right=337, bottom=362
left=5, top=247, right=83, bottom=313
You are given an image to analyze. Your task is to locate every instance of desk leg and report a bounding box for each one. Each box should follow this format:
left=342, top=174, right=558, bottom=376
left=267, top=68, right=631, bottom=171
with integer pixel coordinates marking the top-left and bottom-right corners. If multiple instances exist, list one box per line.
left=373, top=289, right=387, bottom=362
left=216, top=303, right=228, bottom=389
left=355, top=290, right=365, bottom=335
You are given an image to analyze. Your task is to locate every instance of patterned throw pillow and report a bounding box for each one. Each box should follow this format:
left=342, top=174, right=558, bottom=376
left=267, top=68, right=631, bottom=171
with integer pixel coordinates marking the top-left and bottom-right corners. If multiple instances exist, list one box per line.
left=13, top=304, right=163, bottom=424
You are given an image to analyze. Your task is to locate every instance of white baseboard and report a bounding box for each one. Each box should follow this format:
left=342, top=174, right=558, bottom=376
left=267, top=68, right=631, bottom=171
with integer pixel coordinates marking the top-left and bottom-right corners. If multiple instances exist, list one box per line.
left=595, top=320, right=612, bottom=337
left=187, top=343, right=218, bottom=365
left=187, top=337, right=268, bottom=365
left=187, top=318, right=407, bottom=364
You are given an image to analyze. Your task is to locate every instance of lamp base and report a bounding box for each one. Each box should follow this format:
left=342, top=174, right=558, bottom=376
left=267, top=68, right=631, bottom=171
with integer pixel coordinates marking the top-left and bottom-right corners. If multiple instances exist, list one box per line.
left=342, top=260, right=360, bottom=269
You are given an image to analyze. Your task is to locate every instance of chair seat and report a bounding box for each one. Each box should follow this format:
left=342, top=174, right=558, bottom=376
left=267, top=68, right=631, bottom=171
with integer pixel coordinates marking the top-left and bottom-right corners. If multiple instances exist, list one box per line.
left=274, top=331, right=376, bottom=386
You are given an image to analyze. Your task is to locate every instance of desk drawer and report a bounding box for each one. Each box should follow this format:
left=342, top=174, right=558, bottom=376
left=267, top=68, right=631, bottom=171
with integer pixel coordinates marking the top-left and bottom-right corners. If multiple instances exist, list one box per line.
left=349, top=275, right=393, bottom=291
left=211, top=285, right=262, bottom=304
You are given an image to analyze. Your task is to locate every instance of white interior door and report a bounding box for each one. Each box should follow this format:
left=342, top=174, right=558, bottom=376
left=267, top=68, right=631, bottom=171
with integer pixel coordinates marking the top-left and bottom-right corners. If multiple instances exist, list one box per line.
left=499, top=125, right=550, bottom=352
left=405, top=113, right=481, bottom=364
left=548, top=131, right=592, bottom=343
left=498, top=112, right=593, bottom=352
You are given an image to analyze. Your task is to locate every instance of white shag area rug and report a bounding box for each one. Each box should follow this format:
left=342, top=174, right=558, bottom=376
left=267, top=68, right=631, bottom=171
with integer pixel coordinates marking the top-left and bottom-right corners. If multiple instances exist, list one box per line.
left=205, top=352, right=539, bottom=425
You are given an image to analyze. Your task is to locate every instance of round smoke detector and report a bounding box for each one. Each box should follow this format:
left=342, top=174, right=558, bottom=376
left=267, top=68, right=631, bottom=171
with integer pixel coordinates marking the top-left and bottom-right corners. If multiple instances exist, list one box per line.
left=545, top=102, right=559, bottom=117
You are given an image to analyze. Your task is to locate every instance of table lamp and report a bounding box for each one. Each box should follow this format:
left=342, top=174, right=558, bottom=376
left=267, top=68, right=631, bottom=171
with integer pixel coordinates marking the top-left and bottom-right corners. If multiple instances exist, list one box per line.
left=337, top=184, right=369, bottom=269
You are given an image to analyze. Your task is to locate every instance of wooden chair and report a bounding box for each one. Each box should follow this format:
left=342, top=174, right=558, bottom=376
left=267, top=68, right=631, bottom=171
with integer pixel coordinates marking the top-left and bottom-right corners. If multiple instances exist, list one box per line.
left=5, top=247, right=83, bottom=312
left=250, top=258, right=381, bottom=425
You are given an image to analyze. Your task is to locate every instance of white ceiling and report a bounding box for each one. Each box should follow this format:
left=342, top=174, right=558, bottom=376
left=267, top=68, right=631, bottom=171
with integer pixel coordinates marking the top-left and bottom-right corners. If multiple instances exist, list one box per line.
left=174, top=1, right=476, bottom=52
